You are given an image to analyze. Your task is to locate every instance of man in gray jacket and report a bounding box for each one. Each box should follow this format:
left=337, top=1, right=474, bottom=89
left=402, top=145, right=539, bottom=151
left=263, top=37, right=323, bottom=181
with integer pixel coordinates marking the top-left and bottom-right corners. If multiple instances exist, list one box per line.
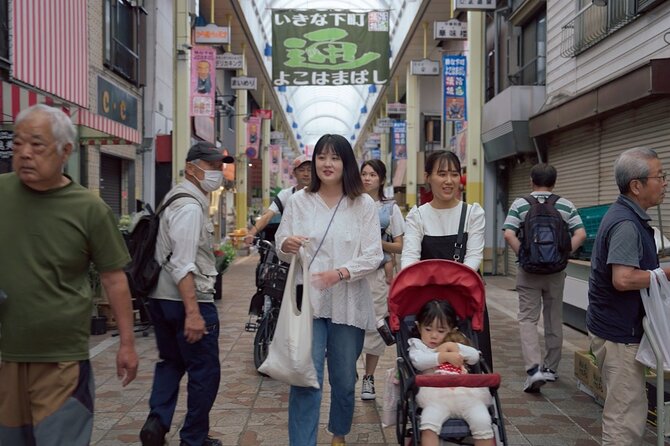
left=140, top=142, right=232, bottom=446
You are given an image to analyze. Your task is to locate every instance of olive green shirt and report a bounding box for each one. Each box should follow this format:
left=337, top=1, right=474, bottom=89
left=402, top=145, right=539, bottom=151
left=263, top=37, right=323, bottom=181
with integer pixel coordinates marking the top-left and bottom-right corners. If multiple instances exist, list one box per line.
left=0, top=173, right=130, bottom=362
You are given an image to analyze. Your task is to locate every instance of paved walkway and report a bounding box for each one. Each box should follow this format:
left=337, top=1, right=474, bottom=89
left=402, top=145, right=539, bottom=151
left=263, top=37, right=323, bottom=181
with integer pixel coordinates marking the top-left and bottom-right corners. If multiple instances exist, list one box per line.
left=88, top=254, right=667, bottom=445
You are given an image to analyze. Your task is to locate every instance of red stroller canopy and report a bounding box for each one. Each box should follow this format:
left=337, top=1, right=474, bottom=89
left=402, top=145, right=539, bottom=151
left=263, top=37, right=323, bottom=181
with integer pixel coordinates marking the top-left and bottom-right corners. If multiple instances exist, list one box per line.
left=388, top=260, right=486, bottom=332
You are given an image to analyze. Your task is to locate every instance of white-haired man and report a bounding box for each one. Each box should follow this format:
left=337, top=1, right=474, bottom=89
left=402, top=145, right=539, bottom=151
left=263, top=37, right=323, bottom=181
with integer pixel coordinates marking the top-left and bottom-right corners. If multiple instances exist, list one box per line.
left=0, top=104, right=138, bottom=445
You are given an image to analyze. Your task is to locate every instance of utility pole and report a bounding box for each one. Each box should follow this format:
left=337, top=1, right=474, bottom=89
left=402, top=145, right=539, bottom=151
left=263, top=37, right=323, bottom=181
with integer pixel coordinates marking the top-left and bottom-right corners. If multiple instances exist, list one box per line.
left=173, top=0, right=191, bottom=184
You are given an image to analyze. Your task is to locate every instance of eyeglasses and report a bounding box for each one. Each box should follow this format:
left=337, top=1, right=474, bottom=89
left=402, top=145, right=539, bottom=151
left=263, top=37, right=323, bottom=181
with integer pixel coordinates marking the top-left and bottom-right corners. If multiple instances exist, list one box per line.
left=637, top=173, right=667, bottom=182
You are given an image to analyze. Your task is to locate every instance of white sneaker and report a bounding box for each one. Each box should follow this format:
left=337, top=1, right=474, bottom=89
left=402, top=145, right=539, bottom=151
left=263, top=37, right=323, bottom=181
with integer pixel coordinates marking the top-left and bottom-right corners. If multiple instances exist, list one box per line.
left=361, top=375, right=376, bottom=400
left=523, top=369, right=546, bottom=393
left=542, top=367, right=558, bottom=382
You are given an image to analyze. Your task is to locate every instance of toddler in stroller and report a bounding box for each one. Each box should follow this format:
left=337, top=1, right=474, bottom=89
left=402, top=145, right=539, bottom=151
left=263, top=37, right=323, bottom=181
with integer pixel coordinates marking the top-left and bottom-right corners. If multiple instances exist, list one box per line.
left=409, top=299, right=494, bottom=446
left=389, top=259, right=506, bottom=446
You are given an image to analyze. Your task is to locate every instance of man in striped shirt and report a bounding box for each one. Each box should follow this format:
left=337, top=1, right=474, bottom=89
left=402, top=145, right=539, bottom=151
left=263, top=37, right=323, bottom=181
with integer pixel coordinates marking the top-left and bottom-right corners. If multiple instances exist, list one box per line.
left=503, top=163, right=586, bottom=393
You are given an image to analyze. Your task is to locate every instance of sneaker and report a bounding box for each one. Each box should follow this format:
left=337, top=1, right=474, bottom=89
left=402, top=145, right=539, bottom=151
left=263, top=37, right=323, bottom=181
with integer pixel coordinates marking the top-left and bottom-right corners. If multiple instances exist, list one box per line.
left=523, top=368, right=546, bottom=393
left=361, top=375, right=376, bottom=400
left=542, top=367, right=559, bottom=382
left=140, top=415, right=167, bottom=446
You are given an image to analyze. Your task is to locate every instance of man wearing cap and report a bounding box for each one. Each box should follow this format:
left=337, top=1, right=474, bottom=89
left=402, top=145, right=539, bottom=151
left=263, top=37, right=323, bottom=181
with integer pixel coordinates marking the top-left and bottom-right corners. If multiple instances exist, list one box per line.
left=140, top=142, right=232, bottom=446
left=244, top=154, right=312, bottom=244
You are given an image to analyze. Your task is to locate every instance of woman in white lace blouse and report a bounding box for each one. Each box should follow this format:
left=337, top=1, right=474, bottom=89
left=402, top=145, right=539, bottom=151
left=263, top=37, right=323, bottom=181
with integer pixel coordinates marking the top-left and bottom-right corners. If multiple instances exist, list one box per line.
left=275, top=134, right=383, bottom=446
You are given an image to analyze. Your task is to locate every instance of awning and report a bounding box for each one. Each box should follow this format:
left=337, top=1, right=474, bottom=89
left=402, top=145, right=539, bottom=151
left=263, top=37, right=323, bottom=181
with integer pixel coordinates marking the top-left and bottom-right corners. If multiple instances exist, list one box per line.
left=0, top=81, right=140, bottom=145
left=529, top=58, right=670, bottom=137
left=76, top=109, right=141, bottom=145
left=0, top=80, right=71, bottom=122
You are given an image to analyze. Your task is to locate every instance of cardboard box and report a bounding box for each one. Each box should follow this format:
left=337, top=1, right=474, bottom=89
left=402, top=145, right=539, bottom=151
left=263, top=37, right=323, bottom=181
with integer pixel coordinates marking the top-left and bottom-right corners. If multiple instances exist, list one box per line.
left=574, top=351, right=607, bottom=404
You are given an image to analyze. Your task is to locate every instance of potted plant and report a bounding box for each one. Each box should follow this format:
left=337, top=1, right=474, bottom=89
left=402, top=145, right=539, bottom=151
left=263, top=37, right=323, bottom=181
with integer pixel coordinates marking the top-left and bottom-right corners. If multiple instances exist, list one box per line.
left=213, top=242, right=236, bottom=300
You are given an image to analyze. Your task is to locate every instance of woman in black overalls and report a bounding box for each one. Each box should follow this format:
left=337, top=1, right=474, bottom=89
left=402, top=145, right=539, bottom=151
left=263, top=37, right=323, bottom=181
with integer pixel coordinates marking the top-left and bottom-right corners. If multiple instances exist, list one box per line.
left=401, top=150, right=493, bottom=368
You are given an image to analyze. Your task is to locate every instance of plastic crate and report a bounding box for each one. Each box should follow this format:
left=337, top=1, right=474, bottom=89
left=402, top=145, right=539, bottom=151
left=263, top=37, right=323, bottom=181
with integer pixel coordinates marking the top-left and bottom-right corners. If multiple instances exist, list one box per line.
left=573, top=204, right=611, bottom=260
left=578, top=204, right=611, bottom=239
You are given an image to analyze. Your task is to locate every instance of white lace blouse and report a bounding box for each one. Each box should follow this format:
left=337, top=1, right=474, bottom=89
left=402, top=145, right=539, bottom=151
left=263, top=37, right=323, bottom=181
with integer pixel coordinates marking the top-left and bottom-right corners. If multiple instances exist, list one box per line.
left=275, top=189, right=383, bottom=331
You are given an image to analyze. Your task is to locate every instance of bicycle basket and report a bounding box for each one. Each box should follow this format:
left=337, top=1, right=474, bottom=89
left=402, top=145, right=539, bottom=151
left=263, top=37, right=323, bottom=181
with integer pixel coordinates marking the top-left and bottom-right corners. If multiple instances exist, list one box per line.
left=260, top=262, right=289, bottom=300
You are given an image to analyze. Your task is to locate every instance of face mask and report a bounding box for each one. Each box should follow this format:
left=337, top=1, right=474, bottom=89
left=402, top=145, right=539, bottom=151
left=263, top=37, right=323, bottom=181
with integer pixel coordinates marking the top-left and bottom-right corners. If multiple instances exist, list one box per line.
left=191, top=163, right=223, bottom=192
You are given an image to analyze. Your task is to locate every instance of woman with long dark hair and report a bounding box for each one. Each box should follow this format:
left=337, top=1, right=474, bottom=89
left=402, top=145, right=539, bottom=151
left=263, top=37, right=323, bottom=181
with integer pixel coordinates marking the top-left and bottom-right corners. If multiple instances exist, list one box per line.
left=359, top=159, right=405, bottom=401
left=276, top=134, right=383, bottom=446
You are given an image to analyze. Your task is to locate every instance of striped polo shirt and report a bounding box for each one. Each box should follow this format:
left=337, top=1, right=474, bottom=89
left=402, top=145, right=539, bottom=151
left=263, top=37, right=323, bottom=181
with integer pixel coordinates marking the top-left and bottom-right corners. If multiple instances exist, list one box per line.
left=502, top=191, right=584, bottom=234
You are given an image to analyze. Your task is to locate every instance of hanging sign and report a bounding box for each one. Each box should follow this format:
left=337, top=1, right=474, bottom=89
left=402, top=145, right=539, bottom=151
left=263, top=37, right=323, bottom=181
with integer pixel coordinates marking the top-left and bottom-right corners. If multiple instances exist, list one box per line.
left=391, top=120, right=407, bottom=160
left=454, top=0, right=496, bottom=11
left=386, top=102, right=406, bottom=114
left=190, top=46, right=216, bottom=117
left=194, top=24, right=230, bottom=44
left=443, top=55, right=467, bottom=122
left=216, top=53, right=243, bottom=69
left=410, top=59, right=440, bottom=76
left=434, top=20, right=467, bottom=40
left=245, top=116, right=261, bottom=158
left=231, top=76, right=257, bottom=90
left=374, top=125, right=389, bottom=134
left=272, top=10, right=390, bottom=87
left=270, top=144, right=281, bottom=173
left=377, top=117, right=393, bottom=128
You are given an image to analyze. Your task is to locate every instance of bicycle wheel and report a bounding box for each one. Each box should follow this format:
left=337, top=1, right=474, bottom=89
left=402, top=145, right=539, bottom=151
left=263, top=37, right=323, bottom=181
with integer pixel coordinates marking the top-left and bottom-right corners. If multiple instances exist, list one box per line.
left=253, top=312, right=277, bottom=372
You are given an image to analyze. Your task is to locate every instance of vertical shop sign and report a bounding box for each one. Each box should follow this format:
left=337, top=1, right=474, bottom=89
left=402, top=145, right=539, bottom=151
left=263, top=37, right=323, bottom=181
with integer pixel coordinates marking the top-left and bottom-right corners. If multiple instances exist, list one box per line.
left=443, top=55, right=467, bottom=122
left=191, top=46, right=216, bottom=117
left=272, top=10, right=390, bottom=86
left=270, top=144, right=281, bottom=173
left=391, top=120, right=407, bottom=160
left=245, top=116, right=261, bottom=159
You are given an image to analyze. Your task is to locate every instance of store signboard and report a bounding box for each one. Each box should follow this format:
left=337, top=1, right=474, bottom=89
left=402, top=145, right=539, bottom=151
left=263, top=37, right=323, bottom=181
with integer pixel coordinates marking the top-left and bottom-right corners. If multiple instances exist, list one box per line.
left=194, top=24, right=230, bottom=44
left=272, top=9, right=390, bottom=86
left=216, top=53, right=243, bottom=69
left=231, top=76, right=257, bottom=90
left=434, top=20, right=467, bottom=40
left=454, top=0, right=496, bottom=11
left=377, top=117, right=393, bottom=128
left=443, top=54, right=467, bottom=122
left=387, top=102, right=406, bottom=114
left=0, top=130, right=13, bottom=160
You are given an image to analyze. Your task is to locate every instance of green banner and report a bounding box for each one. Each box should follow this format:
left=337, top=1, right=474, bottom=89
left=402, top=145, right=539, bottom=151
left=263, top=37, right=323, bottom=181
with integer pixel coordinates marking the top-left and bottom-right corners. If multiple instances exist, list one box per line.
left=272, top=10, right=389, bottom=87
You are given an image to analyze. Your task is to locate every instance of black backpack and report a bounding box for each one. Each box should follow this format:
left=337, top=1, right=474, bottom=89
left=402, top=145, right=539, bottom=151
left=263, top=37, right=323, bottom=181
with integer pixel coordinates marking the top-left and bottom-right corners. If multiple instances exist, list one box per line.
left=124, top=193, right=195, bottom=299
left=518, top=194, right=572, bottom=274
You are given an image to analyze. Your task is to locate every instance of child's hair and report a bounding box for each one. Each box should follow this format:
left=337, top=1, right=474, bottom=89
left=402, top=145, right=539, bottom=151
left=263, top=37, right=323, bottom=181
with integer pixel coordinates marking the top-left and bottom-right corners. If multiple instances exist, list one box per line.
left=415, top=299, right=470, bottom=346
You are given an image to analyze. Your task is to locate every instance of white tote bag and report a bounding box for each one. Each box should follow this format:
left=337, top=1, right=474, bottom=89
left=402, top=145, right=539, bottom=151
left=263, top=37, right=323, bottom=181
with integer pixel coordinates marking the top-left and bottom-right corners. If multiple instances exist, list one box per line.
left=258, top=253, right=320, bottom=388
left=635, top=267, right=670, bottom=371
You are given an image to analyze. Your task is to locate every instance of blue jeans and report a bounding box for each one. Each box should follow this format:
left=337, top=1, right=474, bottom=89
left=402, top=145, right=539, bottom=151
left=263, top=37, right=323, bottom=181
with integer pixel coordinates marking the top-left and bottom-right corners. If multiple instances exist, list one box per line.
left=148, top=299, right=220, bottom=446
left=288, top=318, right=365, bottom=446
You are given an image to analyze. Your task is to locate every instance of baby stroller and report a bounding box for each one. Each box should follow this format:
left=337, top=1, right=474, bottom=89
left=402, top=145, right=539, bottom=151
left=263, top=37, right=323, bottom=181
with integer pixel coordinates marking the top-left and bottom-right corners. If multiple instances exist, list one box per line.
left=388, top=259, right=507, bottom=445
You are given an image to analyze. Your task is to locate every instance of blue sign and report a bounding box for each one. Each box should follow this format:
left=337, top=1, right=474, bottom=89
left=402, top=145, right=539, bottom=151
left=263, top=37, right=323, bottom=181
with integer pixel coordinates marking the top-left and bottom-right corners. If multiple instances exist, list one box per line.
left=97, top=76, right=138, bottom=129
left=443, top=55, right=466, bottom=122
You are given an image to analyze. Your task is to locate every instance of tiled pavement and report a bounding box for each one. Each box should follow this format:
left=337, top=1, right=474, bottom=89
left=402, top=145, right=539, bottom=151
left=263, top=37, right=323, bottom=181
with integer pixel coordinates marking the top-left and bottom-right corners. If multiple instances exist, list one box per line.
left=89, top=254, right=667, bottom=445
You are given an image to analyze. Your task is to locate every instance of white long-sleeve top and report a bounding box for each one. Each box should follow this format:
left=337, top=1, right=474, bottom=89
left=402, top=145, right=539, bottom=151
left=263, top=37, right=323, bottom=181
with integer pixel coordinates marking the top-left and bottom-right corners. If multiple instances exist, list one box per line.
left=401, top=202, right=485, bottom=271
left=275, top=189, right=383, bottom=331
left=408, top=337, right=480, bottom=372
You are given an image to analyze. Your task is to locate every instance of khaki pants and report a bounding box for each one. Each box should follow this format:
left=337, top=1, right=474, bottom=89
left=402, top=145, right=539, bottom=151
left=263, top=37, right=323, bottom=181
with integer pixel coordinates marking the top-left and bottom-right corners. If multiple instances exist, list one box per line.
left=590, top=334, right=647, bottom=446
left=516, top=269, right=565, bottom=371
left=0, top=360, right=94, bottom=446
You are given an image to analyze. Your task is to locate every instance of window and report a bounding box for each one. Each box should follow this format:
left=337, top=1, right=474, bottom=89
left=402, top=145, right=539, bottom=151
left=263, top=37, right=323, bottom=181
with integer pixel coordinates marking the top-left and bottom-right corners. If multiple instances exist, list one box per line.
left=104, top=0, right=146, bottom=86
left=560, top=0, right=650, bottom=57
left=509, top=11, right=546, bottom=86
left=0, top=0, right=9, bottom=70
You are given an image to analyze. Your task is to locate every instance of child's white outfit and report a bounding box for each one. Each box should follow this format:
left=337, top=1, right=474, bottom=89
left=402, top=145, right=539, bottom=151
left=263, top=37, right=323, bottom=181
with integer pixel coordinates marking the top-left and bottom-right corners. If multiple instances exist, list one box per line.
left=408, top=338, right=494, bottom=440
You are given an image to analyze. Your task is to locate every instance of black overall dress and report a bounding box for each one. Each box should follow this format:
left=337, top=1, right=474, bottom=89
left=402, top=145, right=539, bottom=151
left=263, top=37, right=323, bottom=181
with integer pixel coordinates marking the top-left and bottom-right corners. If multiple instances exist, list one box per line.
left=418, top=201, right=494, bottom=369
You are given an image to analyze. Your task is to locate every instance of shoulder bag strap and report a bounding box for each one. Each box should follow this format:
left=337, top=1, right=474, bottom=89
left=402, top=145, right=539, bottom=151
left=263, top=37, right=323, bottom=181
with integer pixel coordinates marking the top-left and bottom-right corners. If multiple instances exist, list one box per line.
left=453, top=201, right=468, bottom=262
left=308, top=195, right=345, bottom=270
left=273, top=195, right=284, bottom=215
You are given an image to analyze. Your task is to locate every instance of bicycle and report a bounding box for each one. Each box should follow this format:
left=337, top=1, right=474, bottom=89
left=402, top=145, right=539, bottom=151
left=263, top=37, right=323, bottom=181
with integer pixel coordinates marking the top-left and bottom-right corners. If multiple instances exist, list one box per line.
left=245, top=238, right=289, bottom=372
